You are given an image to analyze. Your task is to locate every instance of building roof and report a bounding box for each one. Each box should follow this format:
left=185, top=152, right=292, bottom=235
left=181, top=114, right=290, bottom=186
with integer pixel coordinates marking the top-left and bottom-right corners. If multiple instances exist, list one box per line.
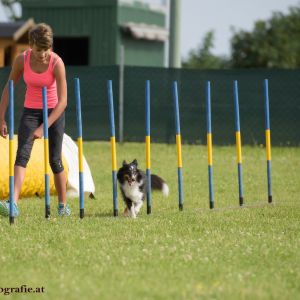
left=0, top=18, right=35, bottom=41
left=120, top=22, right=168, bottom=42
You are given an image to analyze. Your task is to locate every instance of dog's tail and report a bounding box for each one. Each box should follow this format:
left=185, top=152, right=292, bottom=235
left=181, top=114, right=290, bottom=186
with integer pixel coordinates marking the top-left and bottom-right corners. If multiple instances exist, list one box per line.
left=151, top=174, right=169, bottom=197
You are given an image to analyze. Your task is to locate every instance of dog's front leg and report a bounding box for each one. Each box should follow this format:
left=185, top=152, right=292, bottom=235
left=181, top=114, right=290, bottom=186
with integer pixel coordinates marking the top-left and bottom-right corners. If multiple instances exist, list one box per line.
left=123, top=207, right=129, bottom=217
left=129, top=205, right=136, bottom=218
left=134, top=200, right=143, bottom=216
left=123, top=197, right=135, bottom=218
left=126, top=200, right=136, bottom=218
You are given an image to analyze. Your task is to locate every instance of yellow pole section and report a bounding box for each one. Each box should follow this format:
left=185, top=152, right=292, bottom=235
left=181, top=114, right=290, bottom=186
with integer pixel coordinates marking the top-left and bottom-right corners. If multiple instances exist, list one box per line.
left=44, top=139, right=49, bottom=175
left=176, top=134, right=182, bottom=168
left=111, top=137, right=117, bottom=171
left=265, top=129, right=271, bottom=161
left=146, top=136, right=151, bottom=169
left=9, top=139, right=14, bottom=176
left=235, top=132, right=242, bottom=164
left=207, top=133, right=213, bottom=166
left=77, top=137, right=84, bottom=172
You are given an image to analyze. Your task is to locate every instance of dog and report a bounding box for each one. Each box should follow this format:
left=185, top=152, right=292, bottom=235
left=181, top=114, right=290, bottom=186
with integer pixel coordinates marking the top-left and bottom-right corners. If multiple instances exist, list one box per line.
left=117, top=159, right=169, bottom=218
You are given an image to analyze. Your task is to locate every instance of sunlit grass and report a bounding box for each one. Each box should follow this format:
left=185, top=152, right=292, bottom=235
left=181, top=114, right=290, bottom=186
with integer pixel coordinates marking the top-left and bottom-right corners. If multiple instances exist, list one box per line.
left=0, top=142, right=299, bottom=299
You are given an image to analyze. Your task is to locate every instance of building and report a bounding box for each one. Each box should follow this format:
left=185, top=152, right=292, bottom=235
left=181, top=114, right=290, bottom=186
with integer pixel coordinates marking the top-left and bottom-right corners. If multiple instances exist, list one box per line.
left=0, top=18, right=35, bottom=67
left=21, top=0, right=168, bottom=66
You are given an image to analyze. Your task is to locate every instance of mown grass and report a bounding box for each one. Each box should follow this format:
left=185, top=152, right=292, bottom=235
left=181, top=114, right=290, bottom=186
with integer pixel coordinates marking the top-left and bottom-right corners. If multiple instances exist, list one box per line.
left=0, top=142, right=299, bottom=299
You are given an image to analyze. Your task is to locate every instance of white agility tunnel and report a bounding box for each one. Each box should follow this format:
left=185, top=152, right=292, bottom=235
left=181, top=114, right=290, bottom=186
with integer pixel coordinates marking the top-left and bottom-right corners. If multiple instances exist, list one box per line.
left=0, top=134, right=95, bottom=200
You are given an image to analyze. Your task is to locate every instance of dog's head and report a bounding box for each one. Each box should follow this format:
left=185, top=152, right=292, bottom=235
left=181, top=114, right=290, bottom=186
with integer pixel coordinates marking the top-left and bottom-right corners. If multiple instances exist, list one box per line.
left=121, top=159, right=138, bottom=186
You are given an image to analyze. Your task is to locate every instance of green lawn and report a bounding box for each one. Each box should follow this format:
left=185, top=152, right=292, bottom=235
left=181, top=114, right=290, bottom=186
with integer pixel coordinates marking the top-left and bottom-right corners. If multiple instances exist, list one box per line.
left=0, top=142, right=299, bottom=299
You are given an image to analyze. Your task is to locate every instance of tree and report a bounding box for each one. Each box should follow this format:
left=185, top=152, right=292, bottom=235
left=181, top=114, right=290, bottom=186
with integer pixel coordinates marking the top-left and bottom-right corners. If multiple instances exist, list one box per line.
left=182, top=30, right=229, bottom=69
left=231, top=5, right=300, bottom=68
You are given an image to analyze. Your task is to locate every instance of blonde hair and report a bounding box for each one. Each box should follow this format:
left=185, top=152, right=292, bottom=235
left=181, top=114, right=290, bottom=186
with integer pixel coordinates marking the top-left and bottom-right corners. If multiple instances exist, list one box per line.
left=28, top=23, right=53, bottom=50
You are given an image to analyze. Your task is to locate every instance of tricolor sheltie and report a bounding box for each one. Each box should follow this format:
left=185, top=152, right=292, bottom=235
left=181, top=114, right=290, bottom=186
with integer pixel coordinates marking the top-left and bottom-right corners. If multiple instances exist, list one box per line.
left=117, top=159, right=169, bottom=218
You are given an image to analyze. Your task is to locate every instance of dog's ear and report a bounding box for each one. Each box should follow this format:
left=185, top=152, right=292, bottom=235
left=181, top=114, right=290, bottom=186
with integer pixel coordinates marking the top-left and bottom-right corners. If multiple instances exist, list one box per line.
left=122, top=160, right=127, bottom=166
left=132, top=159, right=138, bottom=166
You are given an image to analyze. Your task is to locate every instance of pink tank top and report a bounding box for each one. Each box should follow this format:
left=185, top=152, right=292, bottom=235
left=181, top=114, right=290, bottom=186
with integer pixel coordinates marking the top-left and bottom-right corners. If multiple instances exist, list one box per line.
left=23, top=49, right=60, bottom=109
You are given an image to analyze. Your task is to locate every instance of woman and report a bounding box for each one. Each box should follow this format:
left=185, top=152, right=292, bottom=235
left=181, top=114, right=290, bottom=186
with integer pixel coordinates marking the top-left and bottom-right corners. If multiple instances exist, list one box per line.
left=0, top=23, right=70, bottom=217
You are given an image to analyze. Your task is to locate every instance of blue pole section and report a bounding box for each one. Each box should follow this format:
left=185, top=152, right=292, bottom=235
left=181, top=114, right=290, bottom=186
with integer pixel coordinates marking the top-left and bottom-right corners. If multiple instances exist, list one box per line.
left=264, top=79, right=272, bottom=203
left=233, top=80, right=244, bottom=206
left=145, top=80, right=151, bottom=214
left=75, top=78, right=85, bottom=218
left=42, top=87, right=50, bottom=218
left=8, top=80, right=14, bottom=224
left=172, top=81, right=183, bottom=211
left=206, top=81, right=214, bottom=209
left=107, top=80, right=118, bottom=216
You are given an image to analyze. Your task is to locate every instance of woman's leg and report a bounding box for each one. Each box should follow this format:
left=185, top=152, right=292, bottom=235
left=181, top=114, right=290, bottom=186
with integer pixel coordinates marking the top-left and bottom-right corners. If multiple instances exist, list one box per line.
left=54, top=171, right=67, bottom=205
left=14, top=108, right=42, bottom=204
left=14, top=166, right=26, bottom=204
left=48, top=111, right=67, bottom=206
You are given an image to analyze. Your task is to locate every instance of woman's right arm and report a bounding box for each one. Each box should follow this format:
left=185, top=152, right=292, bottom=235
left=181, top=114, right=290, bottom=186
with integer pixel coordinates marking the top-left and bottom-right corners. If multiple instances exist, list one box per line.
left=0, top=54, right=24, bottom=138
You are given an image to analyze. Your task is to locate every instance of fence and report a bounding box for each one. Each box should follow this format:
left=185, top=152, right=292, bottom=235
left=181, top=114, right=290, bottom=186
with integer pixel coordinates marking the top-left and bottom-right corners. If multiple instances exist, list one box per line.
left=0, top=66, right=299, bottom=146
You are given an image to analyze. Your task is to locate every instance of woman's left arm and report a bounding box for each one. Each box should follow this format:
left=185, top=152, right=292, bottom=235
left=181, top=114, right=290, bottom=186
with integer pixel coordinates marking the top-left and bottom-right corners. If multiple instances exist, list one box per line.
left=48, top=58, right=67, bottom=127
left=33, top=58, right=67, bottom=139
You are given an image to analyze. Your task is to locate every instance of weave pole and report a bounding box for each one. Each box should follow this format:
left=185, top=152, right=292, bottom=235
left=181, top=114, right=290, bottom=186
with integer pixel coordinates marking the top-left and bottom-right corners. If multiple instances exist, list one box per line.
left=107, top=80, right=118, bottom=217
left=172, top=81, right=183, bottom=211
left=42, top=87, right=50, bottom=218
left=8, top=80, right=14, bottom=224
left=233, top=80, right=244, bottom=206
left=75, top=78, right=85, bottom=218
left=145, top=80, right=151, bottom=214
left=264, top=79, right=273, bottom=203
left=206, top=81, right=214, bottom=209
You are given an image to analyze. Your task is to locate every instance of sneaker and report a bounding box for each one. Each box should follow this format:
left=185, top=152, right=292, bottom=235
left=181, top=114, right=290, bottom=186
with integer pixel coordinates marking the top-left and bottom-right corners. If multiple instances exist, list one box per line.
left=58, top=203, right=71, bottom=216
left=0, top=201, right=20, bottom=217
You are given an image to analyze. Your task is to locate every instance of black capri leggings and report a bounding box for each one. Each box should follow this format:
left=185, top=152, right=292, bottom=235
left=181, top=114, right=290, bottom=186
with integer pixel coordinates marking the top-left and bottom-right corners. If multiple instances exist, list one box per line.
left=15, top=108, right=65, bottom=174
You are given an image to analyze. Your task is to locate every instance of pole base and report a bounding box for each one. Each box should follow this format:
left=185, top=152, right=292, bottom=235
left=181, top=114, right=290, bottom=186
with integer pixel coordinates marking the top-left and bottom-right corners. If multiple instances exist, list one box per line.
left=268, top=195, right=272, bottom=203
left=179, top=203, right=183, bottom=211
left=209, top=201, right=214, bottom=209
left=239, top=197, right=244, bottom=207
left=9, top=216, right=14, bottom=225
left=147, top=206, right=151, bottom=214
left=113, top=209, right=118, bottom=217
left=45, top=205, right=50, bottom=218
left=80, top=208, right=84, bottom=219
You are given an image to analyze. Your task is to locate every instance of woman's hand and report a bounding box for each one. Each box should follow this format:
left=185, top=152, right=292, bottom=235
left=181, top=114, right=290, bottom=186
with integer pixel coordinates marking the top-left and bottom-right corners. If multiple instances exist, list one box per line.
left=32, top=125, right=43, bottom=139
left=0, top=119, right=7, bottom=138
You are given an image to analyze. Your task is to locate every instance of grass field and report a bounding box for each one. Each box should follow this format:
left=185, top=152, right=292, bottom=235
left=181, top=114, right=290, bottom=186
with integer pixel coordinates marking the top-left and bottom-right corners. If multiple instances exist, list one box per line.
left=0, top=142, right=299, bottom=299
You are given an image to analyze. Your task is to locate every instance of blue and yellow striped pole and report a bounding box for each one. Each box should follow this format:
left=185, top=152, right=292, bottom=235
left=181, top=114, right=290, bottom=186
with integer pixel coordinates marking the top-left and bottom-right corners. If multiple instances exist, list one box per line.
left=206, top=81, right=214, bottom=209
left=75, top=78, right=85, bottom=218
left=145, top=80, right=151, bottom=214
left=233, top=80, right=244, bottom=206
left=107, top=80, right=118, bottom=217
left=42, top=87, right=50, bottom=218
left=8, top=80, right=14, bottom=225
left=172, top=81, right=183, bottom=211
left=264, top=79, right=272, bottom=203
